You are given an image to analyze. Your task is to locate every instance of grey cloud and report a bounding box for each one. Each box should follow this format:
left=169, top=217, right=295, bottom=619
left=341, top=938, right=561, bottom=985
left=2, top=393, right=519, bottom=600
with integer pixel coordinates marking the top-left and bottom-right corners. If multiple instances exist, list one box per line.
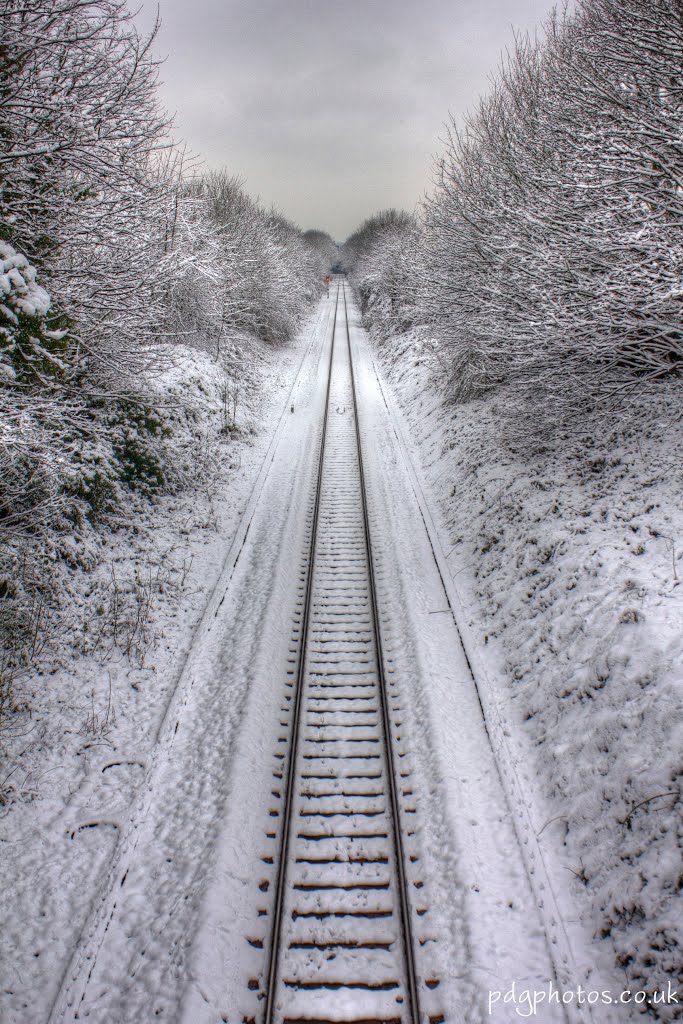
left=138, top=0, right=571, bottom=239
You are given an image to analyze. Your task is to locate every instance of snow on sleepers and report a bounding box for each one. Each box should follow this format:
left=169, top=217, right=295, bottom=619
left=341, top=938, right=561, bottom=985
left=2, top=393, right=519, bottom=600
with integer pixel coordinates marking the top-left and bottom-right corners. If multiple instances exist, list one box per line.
left=264, top=287, right=432, bottom=1022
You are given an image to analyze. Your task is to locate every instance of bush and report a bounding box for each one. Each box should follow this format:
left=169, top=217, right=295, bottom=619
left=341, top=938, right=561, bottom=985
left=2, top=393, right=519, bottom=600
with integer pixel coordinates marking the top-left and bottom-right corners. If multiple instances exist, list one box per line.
left=420, top=0, right=683, bottom=421
left=345, top=1, right=683, bottom=430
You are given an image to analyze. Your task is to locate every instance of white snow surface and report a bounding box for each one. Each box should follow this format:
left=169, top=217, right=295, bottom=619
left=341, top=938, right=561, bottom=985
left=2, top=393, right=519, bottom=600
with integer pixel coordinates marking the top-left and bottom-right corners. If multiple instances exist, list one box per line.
left=0, top=309, right=327, bottom=1022
left=176, top=291, right=570, bottom=1024
left=3, top=292, right=679, bottom=1024
left=374, top=329, right=683, bottom=1021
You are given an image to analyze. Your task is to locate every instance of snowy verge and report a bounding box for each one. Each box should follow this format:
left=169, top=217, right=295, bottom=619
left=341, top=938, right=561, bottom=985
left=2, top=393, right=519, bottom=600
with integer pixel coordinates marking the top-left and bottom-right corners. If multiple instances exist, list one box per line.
left=372, top=329, right=682, bottom=1021
left=0, top=307, right=327, bottom=1024
left=348, top=301, right=572, bottom=1023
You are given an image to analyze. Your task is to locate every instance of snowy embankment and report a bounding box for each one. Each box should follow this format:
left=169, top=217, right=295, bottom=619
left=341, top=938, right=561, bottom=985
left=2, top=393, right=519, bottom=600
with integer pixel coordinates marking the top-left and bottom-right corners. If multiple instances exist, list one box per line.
left=0, top=318, right=316, bottom=1024
left=380, top=333, right=682, bottom=1018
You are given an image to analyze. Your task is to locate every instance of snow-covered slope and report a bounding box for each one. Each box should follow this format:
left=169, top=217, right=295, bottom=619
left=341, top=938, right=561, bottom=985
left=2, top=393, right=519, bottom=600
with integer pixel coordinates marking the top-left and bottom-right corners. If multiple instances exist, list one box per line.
left=0, top=313, right=324, bottom=1024
left=378, top=331, right=683, bottom=1020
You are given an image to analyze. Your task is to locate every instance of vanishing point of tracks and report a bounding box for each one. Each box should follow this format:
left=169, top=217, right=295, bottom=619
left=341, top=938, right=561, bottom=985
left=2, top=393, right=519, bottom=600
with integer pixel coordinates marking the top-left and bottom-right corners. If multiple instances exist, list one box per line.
left=252, top=281, right=442, bottom=1024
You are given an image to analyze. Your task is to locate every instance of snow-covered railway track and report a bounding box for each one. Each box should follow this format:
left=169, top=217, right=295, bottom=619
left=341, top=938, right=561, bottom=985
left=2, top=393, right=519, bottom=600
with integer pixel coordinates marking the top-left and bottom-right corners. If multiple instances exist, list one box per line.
left=260, top=283, right=439, bottom=1024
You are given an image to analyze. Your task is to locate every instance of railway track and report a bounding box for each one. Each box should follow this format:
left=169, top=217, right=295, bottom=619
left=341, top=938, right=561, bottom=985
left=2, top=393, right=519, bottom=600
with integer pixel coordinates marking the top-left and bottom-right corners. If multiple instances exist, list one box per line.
left=252, top=280, right=442, bottom=1024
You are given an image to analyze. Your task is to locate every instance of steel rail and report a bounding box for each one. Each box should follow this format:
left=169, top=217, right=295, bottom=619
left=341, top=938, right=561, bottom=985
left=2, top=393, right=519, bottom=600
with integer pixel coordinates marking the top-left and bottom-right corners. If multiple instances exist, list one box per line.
left=342, top=280, right=421, bottom=1024
left=263, top=281, right=341, bottom=1023
left=263, top=277, right=422, bottom=1023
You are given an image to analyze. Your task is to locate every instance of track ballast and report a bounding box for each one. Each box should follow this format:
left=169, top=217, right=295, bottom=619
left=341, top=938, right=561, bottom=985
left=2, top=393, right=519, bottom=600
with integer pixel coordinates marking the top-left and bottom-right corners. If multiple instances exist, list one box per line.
left=256, top=282, right=441, bottom=1024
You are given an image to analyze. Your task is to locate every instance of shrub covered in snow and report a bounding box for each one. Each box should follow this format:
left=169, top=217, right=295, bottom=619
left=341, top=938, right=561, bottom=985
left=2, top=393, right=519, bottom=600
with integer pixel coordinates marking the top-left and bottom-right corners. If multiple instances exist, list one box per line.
left=168, top=171, right=329, bottom=357
left=343, top=210, right=423, bottom=342
left=346, top=0, right=683, bottom=425
left=0, top=246, right=173, bottom=717
left=0, top=241, right=70, bottom=385
left=0, top=2, right=327, bottom=717
left=422, top=0, right=683, bottom=419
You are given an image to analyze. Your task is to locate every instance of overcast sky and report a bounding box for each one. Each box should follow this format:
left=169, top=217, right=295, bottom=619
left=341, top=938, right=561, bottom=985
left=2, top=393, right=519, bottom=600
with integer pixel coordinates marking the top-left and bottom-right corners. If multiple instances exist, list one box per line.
left=134, top=0, right=566, bottom=240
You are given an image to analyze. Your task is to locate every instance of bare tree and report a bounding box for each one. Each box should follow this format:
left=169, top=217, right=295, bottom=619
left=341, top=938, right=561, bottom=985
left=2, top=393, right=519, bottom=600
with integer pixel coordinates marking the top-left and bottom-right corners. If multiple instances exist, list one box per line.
left=343, top=210, right=424, bottom=342
left=0, top=0, right=179, bottom=386
left=418, top=0, right=683, bottom=423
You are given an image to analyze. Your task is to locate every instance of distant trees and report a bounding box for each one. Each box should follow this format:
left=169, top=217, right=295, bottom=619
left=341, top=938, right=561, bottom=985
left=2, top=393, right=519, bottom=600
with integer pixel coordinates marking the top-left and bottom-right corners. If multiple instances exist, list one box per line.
left=302, top=229, right=339, bottom=282
left=346, top=0, right=683, bottom=423
left=164, top=172, right=326, bottom=358
left=344, top=210, right=423, bottom=340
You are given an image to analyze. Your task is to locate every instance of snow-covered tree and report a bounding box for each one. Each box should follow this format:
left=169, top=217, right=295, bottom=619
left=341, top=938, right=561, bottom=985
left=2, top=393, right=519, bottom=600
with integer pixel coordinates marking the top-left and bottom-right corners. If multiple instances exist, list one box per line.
left=0, top=0, right=179, bottom=385
left=302, top=229, right=338, bottom=282
left=0, top=1, right=328, bottom=696
left=170, top=171, right=325, bottom=357
left=417, top=0, right=683, bottom=419
left=343, top=210, right=423, bottom=341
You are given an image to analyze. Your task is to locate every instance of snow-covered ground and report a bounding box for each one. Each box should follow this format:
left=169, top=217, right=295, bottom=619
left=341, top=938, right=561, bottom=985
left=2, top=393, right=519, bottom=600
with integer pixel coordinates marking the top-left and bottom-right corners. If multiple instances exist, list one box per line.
left=376, top=330, right=683, bottom=1021
left=179, top=288, right=573, bottom=1024
left=0, top=305, right=331, bottom=1023
left=2, top=292, right=679, bottom=1023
